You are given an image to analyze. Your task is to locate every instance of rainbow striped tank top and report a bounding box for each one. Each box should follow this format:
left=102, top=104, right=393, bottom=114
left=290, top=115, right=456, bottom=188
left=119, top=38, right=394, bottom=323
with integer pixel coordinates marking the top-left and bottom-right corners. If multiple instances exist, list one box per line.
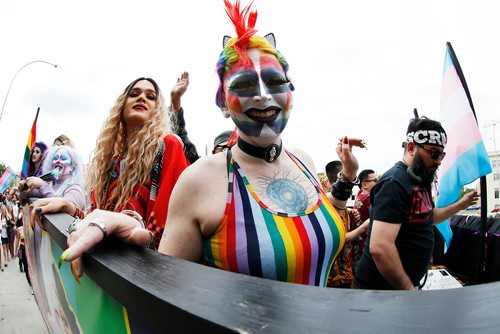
left=202, top=150, right=345, bottom=286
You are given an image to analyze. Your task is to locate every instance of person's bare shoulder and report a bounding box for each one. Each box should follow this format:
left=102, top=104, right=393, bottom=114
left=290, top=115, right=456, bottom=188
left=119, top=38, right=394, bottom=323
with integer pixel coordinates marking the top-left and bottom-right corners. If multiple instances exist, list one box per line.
left=286, top=147, right=318, bottom=175
left=181, top=152, right=227, bottom=182
left=169, top=152, right=229, bottom=227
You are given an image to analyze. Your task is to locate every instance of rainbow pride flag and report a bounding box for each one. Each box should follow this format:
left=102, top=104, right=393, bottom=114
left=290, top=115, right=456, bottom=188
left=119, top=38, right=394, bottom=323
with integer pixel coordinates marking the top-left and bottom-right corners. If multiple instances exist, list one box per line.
left=0, top=169, right=16, bottom=194
left=20, top=107, right=40, bottom=179
left=435, top=42, right=492, bottom=252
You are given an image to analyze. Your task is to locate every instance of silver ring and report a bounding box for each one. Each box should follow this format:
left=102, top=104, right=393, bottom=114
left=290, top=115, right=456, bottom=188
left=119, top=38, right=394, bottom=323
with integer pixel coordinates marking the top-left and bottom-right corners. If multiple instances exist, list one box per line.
left=89, top=219, right=107, bottom=238
left=147, top=231, right=155, bottom=249
left=66, top=218, right=80, bottom=234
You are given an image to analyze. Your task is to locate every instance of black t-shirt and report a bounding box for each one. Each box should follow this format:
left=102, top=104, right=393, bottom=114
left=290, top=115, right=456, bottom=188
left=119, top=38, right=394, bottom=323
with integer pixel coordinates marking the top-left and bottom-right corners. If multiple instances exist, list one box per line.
left=355, top=161, right=434, bottom=289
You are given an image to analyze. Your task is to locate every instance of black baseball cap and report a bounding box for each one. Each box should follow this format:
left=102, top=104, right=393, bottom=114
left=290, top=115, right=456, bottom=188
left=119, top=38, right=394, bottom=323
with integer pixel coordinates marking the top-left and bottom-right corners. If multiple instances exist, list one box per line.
left=213, top=130, right=233, bottom=148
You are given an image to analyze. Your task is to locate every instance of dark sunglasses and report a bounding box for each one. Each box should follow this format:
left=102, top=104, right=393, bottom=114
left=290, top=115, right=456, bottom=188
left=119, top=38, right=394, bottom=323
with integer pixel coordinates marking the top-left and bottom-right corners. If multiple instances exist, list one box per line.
left=417, top=144, right=446, bottom=161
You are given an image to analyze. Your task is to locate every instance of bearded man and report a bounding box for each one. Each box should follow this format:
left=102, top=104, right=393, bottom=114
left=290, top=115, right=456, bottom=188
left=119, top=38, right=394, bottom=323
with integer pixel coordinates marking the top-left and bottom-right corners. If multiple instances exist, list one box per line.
left=353, top=117, right=478, bottom=290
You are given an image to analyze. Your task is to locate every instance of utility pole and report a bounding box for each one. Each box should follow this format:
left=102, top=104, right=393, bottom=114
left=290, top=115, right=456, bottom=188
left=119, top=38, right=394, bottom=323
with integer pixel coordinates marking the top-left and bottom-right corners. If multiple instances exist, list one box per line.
left=483, top=120, right=500, bottom=155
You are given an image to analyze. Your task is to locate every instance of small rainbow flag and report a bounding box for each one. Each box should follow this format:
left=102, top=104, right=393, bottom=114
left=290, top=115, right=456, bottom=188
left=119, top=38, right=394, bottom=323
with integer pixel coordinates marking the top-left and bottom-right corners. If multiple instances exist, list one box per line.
left=20, top=107, right=40, bottom=179
left=0, top=169, right=16, bottom=194
left=435, top=43, right=492, bottom=252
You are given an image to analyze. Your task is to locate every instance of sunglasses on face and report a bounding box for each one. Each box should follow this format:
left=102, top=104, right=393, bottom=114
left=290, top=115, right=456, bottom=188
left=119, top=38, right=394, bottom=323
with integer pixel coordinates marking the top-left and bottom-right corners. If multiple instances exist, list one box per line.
left=417, top=144, right=446, bottom=161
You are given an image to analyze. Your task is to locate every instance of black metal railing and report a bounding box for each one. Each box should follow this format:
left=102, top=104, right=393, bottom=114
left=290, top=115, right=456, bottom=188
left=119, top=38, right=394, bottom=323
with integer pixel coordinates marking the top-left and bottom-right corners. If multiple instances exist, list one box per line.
left=38, top=210, right=500, bottom=333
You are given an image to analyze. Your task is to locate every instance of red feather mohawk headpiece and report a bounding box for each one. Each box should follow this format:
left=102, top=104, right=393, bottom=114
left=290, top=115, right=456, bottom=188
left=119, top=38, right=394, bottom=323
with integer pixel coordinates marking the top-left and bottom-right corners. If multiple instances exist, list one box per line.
left=223, top=0, right=258, bottom=64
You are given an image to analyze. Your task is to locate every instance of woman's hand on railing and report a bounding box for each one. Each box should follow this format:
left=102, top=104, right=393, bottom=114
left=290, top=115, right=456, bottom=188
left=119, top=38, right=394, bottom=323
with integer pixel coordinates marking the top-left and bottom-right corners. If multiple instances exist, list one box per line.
left=58, top=209, right=153, bottom=281
left=29, top=198, right=72, bottom=230
left=31, top=197, right=74, bottom=215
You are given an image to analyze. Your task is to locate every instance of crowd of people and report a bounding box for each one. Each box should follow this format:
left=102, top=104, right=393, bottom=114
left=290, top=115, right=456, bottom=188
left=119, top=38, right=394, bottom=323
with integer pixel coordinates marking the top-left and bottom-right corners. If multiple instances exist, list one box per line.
left=0, top=190, right=30, bottom=290
left=3, top=0, right=480, bottom=297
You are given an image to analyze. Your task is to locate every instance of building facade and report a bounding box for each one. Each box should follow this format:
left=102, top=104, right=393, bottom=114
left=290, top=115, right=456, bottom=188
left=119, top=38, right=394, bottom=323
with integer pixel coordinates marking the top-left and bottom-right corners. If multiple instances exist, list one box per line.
left=486, top=150, right=500, bottom=213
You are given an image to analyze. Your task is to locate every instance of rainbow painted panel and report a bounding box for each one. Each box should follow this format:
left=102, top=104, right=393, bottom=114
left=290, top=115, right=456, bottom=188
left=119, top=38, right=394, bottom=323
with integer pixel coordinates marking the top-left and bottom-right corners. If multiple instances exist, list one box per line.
left=203, top=150, right=344, bottom=286
left=24, top=206, right=158, bottom=334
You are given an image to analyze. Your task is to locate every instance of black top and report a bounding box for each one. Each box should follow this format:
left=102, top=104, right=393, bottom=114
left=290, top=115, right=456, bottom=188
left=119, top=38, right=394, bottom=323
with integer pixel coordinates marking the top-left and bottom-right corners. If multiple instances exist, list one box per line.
left=173, top=108, right=199, bottom=164
left=356, top=161, right=435, bottom=289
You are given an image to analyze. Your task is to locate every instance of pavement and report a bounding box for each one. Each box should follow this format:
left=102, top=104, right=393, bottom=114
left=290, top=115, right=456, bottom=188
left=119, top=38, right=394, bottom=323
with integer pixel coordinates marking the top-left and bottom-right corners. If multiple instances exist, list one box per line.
left=0, top=256, right=48, bottom=333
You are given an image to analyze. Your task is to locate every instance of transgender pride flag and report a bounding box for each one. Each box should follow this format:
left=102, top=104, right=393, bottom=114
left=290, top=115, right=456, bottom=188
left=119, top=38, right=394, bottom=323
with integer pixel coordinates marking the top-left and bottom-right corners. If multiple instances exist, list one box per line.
left=435, top=42, right=492, bottom=251
left=0, top=169, right=16, bottom=194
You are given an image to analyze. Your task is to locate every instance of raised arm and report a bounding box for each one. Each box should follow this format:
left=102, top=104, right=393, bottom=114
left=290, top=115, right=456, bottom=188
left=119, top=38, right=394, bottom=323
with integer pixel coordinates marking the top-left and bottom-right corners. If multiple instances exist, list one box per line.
left=170, top=71, right=199, bottom=164
left=331, top=137, right=365, bottom=214
left=170, top=71, right=189, bottom=113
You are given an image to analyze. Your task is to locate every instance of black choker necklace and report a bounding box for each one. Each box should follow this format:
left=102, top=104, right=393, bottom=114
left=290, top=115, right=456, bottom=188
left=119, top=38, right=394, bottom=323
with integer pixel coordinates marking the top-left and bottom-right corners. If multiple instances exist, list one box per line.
left=237, top=138, right=283, bottom=163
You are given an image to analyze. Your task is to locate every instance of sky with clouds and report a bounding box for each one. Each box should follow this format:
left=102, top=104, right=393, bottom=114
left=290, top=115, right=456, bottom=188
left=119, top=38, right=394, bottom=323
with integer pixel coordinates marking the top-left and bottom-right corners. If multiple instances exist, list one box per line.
left=1, top=0, right=499, bottom=179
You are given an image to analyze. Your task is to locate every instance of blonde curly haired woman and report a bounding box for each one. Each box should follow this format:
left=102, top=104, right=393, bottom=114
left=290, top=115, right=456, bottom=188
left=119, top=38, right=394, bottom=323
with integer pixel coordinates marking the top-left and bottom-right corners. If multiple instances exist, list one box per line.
left=34, top=75, right=191, bottom=250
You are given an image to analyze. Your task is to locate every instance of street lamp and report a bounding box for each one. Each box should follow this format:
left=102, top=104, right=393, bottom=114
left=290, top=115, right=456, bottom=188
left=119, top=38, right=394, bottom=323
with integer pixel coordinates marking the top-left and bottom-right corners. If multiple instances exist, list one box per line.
left=484, top=120, right=499, bottom=154
left=0, top=60, right=60, bottom=124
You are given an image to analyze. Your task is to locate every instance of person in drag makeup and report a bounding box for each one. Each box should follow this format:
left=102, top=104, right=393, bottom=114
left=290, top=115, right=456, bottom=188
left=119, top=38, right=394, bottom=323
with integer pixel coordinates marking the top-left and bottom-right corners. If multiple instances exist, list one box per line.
left=47, top=0, right=365, bottom=287
left=19, top=145, right=86, bottom=210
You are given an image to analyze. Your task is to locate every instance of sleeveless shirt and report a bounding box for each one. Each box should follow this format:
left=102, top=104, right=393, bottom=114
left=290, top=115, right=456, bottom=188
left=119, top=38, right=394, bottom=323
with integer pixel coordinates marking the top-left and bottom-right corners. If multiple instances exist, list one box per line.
left=203, top=150, right=345, bottom=286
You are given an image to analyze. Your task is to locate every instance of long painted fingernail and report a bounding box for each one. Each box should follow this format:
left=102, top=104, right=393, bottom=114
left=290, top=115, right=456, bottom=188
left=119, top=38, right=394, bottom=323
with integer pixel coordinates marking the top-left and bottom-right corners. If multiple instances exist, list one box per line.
left=58, top=251, right=67, bottom=268
left=35, top=208, right=41, bottom=213
left=59, top=249, right=71, bottom=268
left=70, top=262, right=81, bottom=285
left=343, top=136, right=348, bottom=144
